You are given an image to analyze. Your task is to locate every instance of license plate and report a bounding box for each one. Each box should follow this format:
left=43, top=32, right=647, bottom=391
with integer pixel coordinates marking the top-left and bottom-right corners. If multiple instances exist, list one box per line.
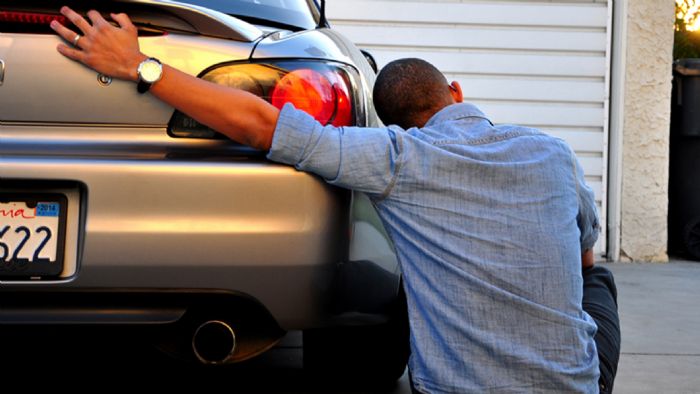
left=0, top=194, right=67, bottom=278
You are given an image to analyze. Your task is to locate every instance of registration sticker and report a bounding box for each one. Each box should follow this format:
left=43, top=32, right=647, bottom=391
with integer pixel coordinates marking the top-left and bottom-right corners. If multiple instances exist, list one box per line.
left=36, top=202, right=60, bottom=218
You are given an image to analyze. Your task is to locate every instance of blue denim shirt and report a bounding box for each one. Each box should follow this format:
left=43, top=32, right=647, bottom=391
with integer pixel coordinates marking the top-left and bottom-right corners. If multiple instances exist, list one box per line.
left=268, top=103, right=600, bottom=393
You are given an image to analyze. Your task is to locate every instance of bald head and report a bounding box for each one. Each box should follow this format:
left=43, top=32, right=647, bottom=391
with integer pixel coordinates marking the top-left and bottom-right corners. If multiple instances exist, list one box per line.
left=373, top=58, right=459, bottom=129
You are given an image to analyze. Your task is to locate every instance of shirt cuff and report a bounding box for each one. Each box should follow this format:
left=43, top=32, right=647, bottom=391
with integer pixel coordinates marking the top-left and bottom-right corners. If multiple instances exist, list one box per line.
left=266, top=103, right=317, bottom=166
left=581, top=222, right=600, bottom=251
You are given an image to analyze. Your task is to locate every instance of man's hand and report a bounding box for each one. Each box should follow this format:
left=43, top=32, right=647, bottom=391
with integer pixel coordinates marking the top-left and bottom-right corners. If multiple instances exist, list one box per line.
left=49, top=5, right=279, bottom=150
left=50, top=6, right=146, bottom=81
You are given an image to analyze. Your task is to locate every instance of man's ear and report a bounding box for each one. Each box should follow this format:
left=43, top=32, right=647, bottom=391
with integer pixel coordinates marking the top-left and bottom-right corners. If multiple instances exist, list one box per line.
left=449, top=81, right=463, bottom=103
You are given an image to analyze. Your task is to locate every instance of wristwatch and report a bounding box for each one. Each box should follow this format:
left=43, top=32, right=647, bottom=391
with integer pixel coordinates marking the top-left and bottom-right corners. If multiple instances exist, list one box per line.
left=136, top=57, right=163, bottom=94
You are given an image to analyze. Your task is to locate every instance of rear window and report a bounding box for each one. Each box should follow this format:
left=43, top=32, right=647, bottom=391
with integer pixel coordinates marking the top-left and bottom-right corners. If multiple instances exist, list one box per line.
left=181, top=0, right=318, bottom=30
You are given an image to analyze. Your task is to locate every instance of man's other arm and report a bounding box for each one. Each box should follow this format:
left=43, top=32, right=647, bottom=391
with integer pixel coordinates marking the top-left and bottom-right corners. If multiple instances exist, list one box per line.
left=582, top=248, right=595, bottom=269
left=572, top=147, right=600, bottom=268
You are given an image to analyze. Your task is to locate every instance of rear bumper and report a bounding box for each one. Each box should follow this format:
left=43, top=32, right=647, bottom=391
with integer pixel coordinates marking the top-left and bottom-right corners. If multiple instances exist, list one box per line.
left=0, top=142, right=400, bottom=329
left=0, top=288, right=287, bottom=363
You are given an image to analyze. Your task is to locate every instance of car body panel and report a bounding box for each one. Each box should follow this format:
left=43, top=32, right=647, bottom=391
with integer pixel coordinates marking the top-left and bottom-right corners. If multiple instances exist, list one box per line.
left=118, top=0, right=265, bottom=41
left=0, top=0, right=400, bottom=336
left=0, top=34, right=254, bottom=124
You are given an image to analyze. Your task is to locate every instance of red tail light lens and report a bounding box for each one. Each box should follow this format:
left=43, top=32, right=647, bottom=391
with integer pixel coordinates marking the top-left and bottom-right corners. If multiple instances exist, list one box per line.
left=0, top=10, right=162, bottom=36
left=0, top=11, right=67, bottom=25
left=270, top=69, right=352, bottom=127
left=0, top=11, right=71, bottom=34
left=169, top=61, right=362, bottom=139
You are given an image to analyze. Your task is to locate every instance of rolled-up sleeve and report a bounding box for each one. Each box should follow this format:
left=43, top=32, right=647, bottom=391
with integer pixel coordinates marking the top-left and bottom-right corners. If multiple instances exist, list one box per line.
left=267, top=103, right=406, bottom=198
left=573, top=153, right=600, bottom=251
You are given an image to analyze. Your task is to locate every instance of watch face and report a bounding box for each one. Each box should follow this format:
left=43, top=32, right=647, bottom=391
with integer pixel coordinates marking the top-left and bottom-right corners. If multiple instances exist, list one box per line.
left=139, top=60, right=162, bottom=84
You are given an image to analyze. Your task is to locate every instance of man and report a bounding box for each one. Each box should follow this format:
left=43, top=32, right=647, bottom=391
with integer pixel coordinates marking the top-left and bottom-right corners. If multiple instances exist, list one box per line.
left=50, top=7, right=620, bottom=393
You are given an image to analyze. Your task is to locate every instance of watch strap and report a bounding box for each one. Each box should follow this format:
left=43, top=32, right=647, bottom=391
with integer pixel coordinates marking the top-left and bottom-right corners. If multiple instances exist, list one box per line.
left=137, top=80, right=151, bottom=94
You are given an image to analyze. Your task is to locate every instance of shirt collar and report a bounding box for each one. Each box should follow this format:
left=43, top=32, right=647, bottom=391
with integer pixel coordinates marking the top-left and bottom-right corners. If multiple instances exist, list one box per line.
left=424, top=102, right=493, bottom=128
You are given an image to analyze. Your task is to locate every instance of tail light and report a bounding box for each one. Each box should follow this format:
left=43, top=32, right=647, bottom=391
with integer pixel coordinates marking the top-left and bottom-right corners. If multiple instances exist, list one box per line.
left=169, top=61, right=363, bottom=139
left=0, top=10, right=163, bottom=36
left=0, top=11, right=67, bottom=25
left=0, top=11, right=68, bottom=33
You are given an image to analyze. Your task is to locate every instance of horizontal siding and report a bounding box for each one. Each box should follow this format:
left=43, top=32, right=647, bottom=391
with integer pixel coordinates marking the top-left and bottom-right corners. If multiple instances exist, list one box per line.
left=368, top=49, right=607, bottom=78
left=540, top=128, right=604, bottom=153
left=328, top=0, right=609, bottom=254
left=588, top=182, right=603, bottom=202
left=474, top=102, right=603, bottom=128
left=332, top=24, right=608, bottom=52
left=447, top=76, right=606, bottom=103
left=579, top=157, right=603, bottom=177
left=328, top=0, right=608, bottom=28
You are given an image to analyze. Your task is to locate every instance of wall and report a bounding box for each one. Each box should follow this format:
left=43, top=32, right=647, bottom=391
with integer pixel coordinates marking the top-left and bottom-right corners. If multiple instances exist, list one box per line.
left=619, top=0, right=675, bottom=261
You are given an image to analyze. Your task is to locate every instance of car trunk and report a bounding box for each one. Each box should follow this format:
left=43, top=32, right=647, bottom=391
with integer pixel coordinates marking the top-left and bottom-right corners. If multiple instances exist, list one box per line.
left=0, top=0, right=263, bottom=125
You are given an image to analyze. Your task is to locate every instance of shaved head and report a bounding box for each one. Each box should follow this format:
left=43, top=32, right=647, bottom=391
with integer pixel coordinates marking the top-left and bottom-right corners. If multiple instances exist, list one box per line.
left=373, top=58, right=455, bottom=129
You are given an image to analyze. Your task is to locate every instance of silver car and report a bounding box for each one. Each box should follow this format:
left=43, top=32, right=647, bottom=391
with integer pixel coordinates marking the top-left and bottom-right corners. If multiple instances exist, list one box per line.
left=0, top=0, right=407, bottom=382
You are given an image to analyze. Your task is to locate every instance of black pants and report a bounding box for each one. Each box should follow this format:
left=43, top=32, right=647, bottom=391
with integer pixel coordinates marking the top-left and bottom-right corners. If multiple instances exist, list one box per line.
left=583, top=265, right=621, bottom=394
left=411, top=265, right=621, bottom=394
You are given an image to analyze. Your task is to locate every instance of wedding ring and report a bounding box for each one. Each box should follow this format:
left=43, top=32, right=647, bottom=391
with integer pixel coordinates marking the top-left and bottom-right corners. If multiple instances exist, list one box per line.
left=72, top=34, right=81, bottom=47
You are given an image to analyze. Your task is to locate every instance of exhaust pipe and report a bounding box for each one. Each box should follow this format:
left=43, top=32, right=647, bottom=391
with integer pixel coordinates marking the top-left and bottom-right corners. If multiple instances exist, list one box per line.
left=192, top=320, right=237, bottom=365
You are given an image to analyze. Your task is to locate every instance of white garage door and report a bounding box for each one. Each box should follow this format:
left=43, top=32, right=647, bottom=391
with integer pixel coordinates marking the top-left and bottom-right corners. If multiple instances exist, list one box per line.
left=328, top=0, right=611, bottom=255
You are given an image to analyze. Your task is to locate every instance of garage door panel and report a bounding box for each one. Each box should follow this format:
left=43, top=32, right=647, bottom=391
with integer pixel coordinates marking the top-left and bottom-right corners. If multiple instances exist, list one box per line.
left=453, top=77, right=605, bottom=103
left=587, top=181, right=603, bottom=202
left=474, top=102, right=604, bottom=128
left=369, top=49, right=607, bottom=78
left=540, top=129, right=604, bottom=153
left=328, top=0, right=607, bottom=28
left=578, top=157, right=604, bottom=177
left=333, top=24, right=607, bottom=52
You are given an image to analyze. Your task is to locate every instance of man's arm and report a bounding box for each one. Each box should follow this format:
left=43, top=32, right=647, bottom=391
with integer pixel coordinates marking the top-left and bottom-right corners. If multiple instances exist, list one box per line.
left=581, top=248, right=595, bottom=270
left=52, top=7, right=405, bottom=197
left=572, top=147, right=600, bottom=269
left=50, top=7, right=279, bottom=150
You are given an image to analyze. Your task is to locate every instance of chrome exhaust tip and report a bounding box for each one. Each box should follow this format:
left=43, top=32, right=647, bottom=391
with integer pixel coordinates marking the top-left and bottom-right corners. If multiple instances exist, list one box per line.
left=192, top=320, right=237, bottom=365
